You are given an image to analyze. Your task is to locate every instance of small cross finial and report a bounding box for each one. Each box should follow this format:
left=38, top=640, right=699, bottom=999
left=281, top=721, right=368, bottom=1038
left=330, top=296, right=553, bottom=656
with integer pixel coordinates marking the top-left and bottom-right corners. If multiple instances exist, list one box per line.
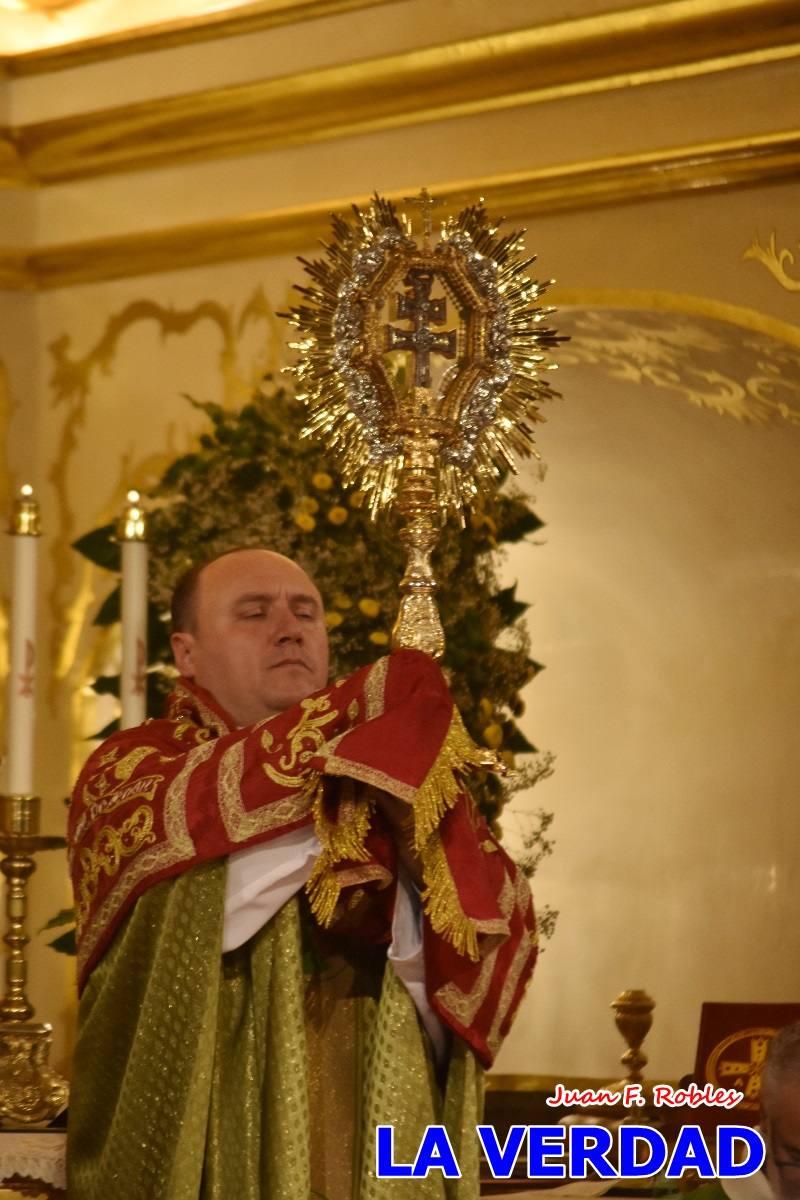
left=403, top=187, right=445, bottom=247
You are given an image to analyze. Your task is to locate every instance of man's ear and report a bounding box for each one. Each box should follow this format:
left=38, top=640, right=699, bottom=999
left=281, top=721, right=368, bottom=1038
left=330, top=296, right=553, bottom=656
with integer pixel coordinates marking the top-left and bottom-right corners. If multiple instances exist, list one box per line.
left=170, top=631, right=196, bottom=677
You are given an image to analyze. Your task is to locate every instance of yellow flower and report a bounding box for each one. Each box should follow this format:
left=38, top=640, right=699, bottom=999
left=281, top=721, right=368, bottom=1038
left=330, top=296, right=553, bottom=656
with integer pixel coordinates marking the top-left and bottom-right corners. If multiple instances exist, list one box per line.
left=483, top=722, right=503, bottom=749
left=294, top=512, right=316, bottom=533
left=358, top=598, right=380, bottom=618
left=332, top=593, right=352, bottom=610
left=349, top=490, right=366, bottom=509
left=328, top=506, right=348, bottom=525
left=325, top=611, right=344, bottom=630
left=297, top=496, right=319, bottom=514
left=369, top=631, right=389, bottom=646
left=312, top=472, right=334, bottom=491
left=478, top=697, right=493, bottom=721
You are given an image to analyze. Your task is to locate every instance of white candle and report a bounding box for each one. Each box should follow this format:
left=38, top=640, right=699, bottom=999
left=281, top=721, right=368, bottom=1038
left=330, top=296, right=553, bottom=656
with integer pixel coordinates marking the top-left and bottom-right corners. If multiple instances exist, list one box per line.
left=6, top=485, right=40, bottom=797
left=118, top=490, right=148, bottom=730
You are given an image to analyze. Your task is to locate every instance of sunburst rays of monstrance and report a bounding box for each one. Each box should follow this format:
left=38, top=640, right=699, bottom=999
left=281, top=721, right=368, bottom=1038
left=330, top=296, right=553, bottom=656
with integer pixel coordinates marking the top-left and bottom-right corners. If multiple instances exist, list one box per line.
left=284, top=189, right=563, bottom=659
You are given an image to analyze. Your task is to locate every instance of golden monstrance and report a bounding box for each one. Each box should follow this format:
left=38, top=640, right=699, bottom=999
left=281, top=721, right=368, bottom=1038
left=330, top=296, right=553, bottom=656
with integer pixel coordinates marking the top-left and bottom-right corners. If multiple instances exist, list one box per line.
left=285, top=189, right=563, bottom=658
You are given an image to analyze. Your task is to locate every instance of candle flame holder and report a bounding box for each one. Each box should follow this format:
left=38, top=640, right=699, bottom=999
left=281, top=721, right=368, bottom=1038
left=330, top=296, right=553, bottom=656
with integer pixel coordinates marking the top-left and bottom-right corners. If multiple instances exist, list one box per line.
left=0, top=795, right=68, bottom=1127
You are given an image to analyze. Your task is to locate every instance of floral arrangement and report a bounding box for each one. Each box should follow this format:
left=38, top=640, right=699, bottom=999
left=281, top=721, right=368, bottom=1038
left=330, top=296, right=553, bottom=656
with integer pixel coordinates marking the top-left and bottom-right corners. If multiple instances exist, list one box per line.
left=49, top=377, right=557, bottom=954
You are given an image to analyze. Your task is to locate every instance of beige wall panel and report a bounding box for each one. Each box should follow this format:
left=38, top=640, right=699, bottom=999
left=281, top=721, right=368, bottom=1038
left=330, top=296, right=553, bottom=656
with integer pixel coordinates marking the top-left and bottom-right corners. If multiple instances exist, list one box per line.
left=494, top=347, right=800, bottom=1080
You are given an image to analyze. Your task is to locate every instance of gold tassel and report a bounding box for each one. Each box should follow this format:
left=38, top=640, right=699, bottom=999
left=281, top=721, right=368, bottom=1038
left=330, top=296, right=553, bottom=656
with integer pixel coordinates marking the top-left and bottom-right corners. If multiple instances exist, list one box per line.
left=412, top=710, right=486, bottom=962
left=306, top=777, right=373, bottom=928
left=420, top=832, right=480, bottom=962
left=307, top=707, right=486, bottom=957
left=412, top=709, right=485, bottom=850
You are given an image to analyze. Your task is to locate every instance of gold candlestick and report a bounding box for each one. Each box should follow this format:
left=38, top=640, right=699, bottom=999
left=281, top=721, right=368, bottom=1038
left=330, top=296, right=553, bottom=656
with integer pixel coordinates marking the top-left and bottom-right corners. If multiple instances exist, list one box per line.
left=607, top=988, right=656, bottom=1097
left=285, top=189, right=563, bottom=659
left=0, top=794, right=69, bottom=1126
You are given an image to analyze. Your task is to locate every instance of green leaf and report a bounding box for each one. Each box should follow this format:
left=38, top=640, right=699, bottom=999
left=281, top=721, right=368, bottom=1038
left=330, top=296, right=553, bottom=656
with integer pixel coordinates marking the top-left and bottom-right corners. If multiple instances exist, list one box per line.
left=47, top=929, right=76, bottom=956
left=158, top=454, right=198, bottom=488
left=72, top=523, right=119, bottom=572
left=91, top=674, right=120, bottom=698
left=39, top=907, right=75, bottom=933
left=499, top=508, right=545, bottom=543
left=93, top=584, right=121, bottom=626
left=507, top=726, right=537, bottom=754
left=494, top=583, right=529, bottom=624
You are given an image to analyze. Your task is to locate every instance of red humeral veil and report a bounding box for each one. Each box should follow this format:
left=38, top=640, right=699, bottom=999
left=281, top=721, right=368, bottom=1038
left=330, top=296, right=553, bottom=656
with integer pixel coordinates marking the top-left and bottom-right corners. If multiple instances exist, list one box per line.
left=69, top=649, right=537, bottom=1067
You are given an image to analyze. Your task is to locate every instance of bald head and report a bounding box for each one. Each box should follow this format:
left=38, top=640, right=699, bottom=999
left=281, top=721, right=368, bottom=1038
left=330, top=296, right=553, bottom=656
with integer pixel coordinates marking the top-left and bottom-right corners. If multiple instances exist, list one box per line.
left=170, top=548, right=329, bottom=726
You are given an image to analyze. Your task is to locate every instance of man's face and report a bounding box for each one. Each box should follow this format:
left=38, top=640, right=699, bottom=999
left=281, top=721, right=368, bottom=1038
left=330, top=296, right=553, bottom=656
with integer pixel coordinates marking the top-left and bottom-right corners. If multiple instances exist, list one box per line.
left=766, top=1085, right=800, bottom=1200
left=170, top=549, right=329, bottom=727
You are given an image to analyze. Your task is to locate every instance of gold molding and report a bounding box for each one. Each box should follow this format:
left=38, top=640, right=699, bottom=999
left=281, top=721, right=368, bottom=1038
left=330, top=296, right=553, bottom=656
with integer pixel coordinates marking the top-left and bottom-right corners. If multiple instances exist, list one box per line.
left=4, top=0, right=800, bottom=185
left=0, top=248, right=33, bottom=290
left=1, top=130, right=799, bottom=291
left=551, top=288, right=800, bottom=351
left=1, top=0, right=404, bottom=76
left=0, top=133, right=29, bottom=189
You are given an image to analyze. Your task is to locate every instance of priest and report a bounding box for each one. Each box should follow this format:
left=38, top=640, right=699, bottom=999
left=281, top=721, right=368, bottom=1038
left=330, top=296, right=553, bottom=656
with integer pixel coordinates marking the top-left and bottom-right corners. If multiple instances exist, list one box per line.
left=67, top=547, right=537, bottom=1199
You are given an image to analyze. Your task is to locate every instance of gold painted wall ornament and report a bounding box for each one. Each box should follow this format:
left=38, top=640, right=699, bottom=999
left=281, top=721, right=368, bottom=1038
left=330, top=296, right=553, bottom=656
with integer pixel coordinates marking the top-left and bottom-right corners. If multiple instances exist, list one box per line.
left=557, top=307, right=800, bottom=426
left=285, top=190, right=563, bottom=657
left=47, top=289, right=277, bottom=711
left=744, top=231, right=800, bottom=292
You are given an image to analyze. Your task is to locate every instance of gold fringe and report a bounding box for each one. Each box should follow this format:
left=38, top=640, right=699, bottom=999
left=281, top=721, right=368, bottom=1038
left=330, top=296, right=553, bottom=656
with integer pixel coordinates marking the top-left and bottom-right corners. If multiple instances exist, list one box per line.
left=412, top=710, right=486, bottom=963
left=307, top=706, right=486, bottom=961
left=305, top=776, right=373, bottom=928
left=412, top=710, right=485, bottom=850
left=420, top=831, right=480, bottom=962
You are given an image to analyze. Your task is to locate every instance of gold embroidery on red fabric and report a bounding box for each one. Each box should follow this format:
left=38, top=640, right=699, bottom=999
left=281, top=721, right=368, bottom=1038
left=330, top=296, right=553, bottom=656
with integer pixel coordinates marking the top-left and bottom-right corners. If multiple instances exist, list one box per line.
left=364, top=656, right=389, bottom=720
left=333, top=864, right=392, bottom=893
left=318, top=756, right=416, bottom=803
left=433, top=873, right=515, bottom=1026
left=217, top=737, right=315, bottom=842
left=262, top=696, right=339, bottom=788
left=76, top=805, right=156, bottom=928
left=169, top=680, right=231, bottom=738
left=73, top=774, right=164, bottom=846
left=486, top=874, right=537, bottom=1058
left=76, top=738, right=212, bottom=979
left=112, top=745, right=160, bottom=782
